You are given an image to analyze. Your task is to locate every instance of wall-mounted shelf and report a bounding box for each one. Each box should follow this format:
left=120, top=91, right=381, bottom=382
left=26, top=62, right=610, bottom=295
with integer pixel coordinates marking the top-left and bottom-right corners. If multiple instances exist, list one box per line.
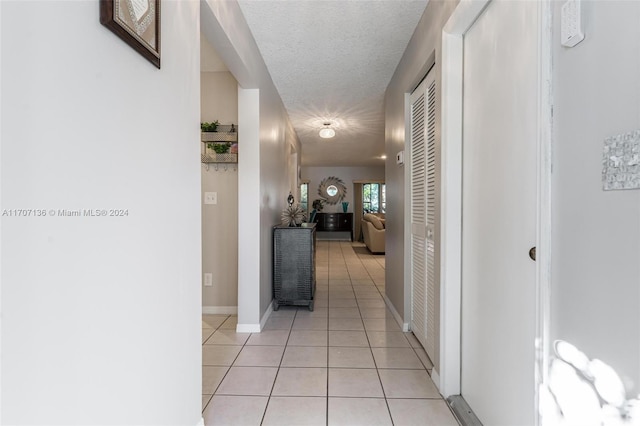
left=201, top=152, right=238, bottom=163
left=201, top=124, right=238, bottom=164
left=201, top=132, right=236, bottom=142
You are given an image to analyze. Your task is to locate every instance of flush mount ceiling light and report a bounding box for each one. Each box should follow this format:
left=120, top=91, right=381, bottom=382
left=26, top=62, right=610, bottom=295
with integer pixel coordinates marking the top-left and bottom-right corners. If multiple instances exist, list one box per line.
left=319, top=122, right=336, bottom=139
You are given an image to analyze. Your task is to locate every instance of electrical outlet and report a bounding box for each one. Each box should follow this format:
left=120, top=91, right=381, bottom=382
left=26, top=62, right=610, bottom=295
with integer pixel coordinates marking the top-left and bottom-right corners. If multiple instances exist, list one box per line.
left=204, top=273, right=213, bottom=287
left=204, top=192, right=217, bottom=205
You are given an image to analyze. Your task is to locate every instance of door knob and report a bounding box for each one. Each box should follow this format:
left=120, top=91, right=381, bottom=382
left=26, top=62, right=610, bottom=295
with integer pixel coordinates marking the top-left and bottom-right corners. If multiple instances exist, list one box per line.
left=427, top=227, right=434, bottom=239
left=529, top=247, right=536, bottom=261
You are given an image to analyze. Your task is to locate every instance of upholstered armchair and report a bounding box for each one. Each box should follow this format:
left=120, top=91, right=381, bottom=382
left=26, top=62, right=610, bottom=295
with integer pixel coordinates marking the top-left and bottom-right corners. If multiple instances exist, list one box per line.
left=361, top=213, right=385, bottom=253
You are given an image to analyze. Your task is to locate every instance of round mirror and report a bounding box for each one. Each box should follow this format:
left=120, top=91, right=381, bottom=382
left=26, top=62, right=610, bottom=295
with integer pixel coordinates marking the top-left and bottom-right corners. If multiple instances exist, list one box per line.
left=318, top=176, right=346, bottom=205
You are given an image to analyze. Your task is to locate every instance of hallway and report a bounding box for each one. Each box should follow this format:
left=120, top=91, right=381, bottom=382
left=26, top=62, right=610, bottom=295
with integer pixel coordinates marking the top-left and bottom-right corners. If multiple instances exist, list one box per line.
left=201, top=241, right=458, bottom=425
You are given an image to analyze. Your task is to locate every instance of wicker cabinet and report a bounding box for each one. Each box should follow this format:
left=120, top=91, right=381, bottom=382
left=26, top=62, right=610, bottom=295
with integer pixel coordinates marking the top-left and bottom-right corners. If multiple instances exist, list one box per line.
left=273, top=223, right=316, bottom=311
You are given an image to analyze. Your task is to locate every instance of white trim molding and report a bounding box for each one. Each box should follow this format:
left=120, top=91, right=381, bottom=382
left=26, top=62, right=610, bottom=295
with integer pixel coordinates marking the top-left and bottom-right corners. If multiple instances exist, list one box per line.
left=403, top=92, right=413, bottom=332
left=236, top=301, right=273, bottom=333
left=431, top=369, right=441, bottom=394
left=384, top=293, right=410, bottom=332
left=534, top=2, right=553, bottom=425
left=202, top=306, right=238, bottom=315
left=236, top=323, right=261, bottom=333
left=259, top=301, right=274, bottom=330
left=440, top=3, right=552, bottom=421
left=439, top=0, right=491, bottom=398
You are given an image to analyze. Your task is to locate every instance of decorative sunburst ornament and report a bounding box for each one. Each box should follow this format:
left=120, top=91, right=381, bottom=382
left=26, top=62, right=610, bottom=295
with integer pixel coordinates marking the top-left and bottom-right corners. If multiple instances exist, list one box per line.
left=318, top=176, right=346, bottom=205
left=281, top=204, right=306, bottom=227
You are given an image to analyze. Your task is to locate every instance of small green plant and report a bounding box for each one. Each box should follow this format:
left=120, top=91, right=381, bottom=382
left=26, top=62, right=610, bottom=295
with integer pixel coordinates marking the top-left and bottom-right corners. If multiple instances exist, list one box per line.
left=201, top=120, right=219, bottom=132
left=208, top=142, right=231, bottom=154
left=312, top=199, right=325, bottom=211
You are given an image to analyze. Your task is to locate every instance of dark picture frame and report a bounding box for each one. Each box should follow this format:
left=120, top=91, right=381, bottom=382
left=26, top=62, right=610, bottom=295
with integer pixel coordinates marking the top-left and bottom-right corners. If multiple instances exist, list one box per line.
left=100, top=0, right=161, bottom=68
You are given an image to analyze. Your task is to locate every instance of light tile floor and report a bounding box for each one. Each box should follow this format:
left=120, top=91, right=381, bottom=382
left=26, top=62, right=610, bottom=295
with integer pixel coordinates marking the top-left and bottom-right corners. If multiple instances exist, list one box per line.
left=202, top=241, right=459, bottom=425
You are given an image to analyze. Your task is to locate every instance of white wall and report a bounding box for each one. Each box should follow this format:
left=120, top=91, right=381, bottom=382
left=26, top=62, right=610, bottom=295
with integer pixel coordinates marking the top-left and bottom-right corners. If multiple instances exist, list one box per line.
left=302, top=166, right=385, bottom=213
left=201, top=70, right=239, bottom=311
left=1, top=1, right=201, bottom=424
left=258, top=94, right=300, bottom=321
left=384, top=0, right=459, bottom=375
left=551, top=0, right=640, bottom=396
left=201, top=0, right=300, bottom=330
left=237, top=88, right=262, bottom=328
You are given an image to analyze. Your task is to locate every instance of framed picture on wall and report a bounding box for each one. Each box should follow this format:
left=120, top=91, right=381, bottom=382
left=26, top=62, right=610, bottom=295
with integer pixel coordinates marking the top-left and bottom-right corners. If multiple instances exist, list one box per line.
left=100, top=0, right=161, bottom=68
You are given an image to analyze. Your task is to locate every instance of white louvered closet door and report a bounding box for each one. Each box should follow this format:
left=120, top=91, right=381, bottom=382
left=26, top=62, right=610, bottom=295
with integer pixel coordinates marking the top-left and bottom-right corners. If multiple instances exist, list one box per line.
left=409, top=68, right=437, bottom=361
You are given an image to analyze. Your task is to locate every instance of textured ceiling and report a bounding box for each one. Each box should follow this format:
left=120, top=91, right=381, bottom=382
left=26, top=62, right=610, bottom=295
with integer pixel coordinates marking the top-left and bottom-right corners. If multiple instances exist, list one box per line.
left=237, top=0, right=428, bottom=167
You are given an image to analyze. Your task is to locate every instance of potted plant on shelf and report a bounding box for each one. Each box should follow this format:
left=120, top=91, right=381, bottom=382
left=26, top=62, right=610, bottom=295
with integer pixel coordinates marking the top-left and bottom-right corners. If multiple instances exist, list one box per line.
left=206, top=142, right=235, bottom=162
left=201, top=121, right=220, bottom=143
left=201, top=121, right=219, bottom=132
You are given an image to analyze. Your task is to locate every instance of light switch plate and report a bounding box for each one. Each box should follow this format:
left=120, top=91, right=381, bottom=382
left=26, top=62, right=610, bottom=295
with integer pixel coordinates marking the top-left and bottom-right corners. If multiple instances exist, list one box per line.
left=204, top=273, right=213, bottom=287
left=204, top=192, right=217, bottom=205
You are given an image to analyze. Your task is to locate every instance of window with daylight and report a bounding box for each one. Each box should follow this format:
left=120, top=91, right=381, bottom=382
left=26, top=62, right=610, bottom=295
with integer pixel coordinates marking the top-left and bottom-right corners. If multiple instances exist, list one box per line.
left=363, top=183, right=385, bottom=214
left=300, top=182, right=309, bottom=212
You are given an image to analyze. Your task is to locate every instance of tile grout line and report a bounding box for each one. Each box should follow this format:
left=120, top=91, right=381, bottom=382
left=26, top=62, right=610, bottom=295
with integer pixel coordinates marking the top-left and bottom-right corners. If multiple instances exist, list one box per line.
left=260, top=308, right=297, bottom=426
left=201, top=314, right=232, bottom=413
left=203, top=241, right=393, bottom=423
left=210, top=316, right=253, bottom=399
left=356, top=274, right=396, bottom=425
left=359, top=244, right=396, bottom=425
left=351, top=242, right=396, bottom=425
left=209, top=243, right=449, bottom=424
left=325, top=240, right=335, bottom=426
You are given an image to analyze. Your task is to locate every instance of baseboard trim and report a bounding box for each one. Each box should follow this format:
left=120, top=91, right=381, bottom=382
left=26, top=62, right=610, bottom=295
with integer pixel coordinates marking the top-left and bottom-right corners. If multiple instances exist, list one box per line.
left=383, top=293, right=410, bottom=332
left=236, top=323, right=260, bottom=333
left=196, top=417, right=205, bottom=426
left=235, top=302, right=273, bottom=333
left=431, top=368, right=441, bottom=392
left=202, top=306, right=238, bottom=315
left=260, top=301, right=274, bottom=330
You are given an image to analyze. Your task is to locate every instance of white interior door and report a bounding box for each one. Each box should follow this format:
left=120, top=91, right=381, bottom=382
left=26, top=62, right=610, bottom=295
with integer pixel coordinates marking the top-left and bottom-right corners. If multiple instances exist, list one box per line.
left=410, top=68, right=437, bottom=361
left=461, top=1, right=538, bottom=424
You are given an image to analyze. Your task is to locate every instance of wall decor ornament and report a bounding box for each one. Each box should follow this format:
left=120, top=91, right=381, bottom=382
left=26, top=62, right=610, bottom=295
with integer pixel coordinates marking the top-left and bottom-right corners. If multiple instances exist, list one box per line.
left=100, top=0, right=161, bottom=68
left=281, top=192, right=304, bottom=226
left=281, top=205, right=306, bottom=227
left=602, top=129, right=640, bottom=191
left=318, top=176, right=347, bottom=205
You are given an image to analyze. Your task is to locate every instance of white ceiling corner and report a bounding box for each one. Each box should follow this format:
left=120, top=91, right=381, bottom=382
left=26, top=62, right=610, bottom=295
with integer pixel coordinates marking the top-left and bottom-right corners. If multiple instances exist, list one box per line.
left=237, top=0, right=428, bottom=167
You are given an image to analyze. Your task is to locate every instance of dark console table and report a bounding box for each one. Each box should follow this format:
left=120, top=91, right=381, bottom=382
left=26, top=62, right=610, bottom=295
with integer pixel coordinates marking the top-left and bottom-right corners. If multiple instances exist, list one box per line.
left=272, top=223, right=316, bottom=311
left=313, top=212, right=353, bottom=241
